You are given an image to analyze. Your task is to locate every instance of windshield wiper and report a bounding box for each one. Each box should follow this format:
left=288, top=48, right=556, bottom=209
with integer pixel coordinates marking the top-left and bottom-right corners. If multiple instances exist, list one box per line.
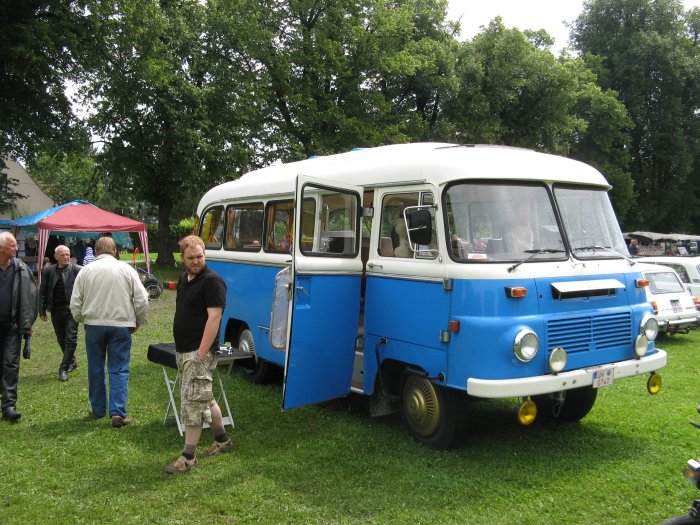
left=573, top=245, right=636, bottom=266
left=508, top=248, right=566, bottom=273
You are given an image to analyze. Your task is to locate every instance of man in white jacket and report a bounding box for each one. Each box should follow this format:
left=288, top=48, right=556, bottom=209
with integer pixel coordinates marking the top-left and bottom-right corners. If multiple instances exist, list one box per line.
left=70, top=236, right=149, bottom=427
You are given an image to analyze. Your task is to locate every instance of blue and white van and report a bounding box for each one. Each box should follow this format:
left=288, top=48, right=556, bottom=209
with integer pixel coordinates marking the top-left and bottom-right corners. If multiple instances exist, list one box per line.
left=196, top=143, right=665, bottom=448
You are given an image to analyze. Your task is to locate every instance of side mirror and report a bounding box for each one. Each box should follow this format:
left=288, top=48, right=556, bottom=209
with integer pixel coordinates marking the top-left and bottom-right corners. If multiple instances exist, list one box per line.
left=407, top=209, right=432, bottom=246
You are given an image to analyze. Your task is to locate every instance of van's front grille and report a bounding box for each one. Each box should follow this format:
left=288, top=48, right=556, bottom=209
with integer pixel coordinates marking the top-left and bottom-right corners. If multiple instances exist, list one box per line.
left=546, top=312, right=632, bottom=353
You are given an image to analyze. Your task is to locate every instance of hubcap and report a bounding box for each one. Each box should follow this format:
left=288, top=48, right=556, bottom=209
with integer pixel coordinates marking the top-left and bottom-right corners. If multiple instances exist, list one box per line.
left=239, top=331, right=257, bottom=373
left=403, top=376, right=440, bottom=436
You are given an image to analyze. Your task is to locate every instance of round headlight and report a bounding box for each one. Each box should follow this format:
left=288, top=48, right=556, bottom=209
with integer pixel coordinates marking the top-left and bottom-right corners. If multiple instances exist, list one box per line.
left=514, top=329, right=539, bottom=362
left=549, top=347, right=568, bottom=373
left=634, top=335, right=649, bottom=358
left=640, top=313, right=659, bottom=341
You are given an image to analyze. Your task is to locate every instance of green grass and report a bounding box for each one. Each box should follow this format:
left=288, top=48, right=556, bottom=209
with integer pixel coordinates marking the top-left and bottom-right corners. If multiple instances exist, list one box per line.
left=3, top=294, right=699, bottom=524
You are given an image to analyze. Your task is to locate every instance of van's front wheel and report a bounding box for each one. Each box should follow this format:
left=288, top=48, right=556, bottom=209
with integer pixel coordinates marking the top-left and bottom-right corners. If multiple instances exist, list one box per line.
left=401, top=374, right=463, bottom=449
left=237, top=328, right=274, bottom=384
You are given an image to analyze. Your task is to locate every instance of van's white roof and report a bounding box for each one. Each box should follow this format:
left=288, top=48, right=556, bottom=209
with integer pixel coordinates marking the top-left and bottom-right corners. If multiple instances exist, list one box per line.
left=199, top=143, right=610, bottom=211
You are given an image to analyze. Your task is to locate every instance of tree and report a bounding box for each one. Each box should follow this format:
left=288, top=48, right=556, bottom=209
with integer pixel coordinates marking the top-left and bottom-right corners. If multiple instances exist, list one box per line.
left=0, top=1, right=93, bottom=160
left=572, top=0, right=700, bottom=232
left=443, top=18, right=634, bottom=220
left=563, top=57, right=634, bottom=221
left=84, top=0, right=258, bottom=266
left=455, top=19, right=584, bottom=152
left=206, top=0, right=460, bottom=159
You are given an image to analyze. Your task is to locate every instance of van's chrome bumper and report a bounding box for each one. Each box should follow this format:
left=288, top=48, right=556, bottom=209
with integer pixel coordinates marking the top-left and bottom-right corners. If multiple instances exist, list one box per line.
left=466, top=349, right=667, bottom=398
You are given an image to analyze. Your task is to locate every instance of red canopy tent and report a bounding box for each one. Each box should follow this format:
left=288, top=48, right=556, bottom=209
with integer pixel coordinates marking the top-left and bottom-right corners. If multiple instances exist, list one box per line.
left=6, top=200, right=150, bottom=278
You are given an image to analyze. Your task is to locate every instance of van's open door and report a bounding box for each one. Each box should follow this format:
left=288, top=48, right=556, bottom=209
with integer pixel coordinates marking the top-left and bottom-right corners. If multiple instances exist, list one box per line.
left=282, top=175, right=363, bottom=409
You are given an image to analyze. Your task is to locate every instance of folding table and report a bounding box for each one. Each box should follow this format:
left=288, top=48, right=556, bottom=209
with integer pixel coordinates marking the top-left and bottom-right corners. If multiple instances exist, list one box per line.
left=147, top=343, right=247, bottom=436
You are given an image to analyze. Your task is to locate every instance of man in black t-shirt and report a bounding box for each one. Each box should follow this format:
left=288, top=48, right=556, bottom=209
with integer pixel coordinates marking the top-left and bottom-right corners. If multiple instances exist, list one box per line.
left=165, top=235, right=230, bottom=474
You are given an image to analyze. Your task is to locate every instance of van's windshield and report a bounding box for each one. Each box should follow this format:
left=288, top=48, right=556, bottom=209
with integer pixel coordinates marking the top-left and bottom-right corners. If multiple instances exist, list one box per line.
left=445, top=182, right=627, bottom=262
left=555, top=185, right=628, bottom=259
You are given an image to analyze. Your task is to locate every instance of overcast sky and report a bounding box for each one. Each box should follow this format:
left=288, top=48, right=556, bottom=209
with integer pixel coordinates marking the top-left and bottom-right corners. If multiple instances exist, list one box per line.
left=447, top=0, right=700, bottom=53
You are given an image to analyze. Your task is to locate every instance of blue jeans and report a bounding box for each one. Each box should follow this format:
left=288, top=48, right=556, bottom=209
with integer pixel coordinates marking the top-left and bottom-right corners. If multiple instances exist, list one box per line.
left=84, top=325, right=132, bottom=418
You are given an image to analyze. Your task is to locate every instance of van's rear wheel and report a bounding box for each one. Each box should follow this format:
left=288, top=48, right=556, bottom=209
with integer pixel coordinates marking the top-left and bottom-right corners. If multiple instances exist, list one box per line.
left=401, top=374, right=463, bottom=449
left=237, top=328, right=274, bottom=384
left=534, top=386, right=597, bottom=422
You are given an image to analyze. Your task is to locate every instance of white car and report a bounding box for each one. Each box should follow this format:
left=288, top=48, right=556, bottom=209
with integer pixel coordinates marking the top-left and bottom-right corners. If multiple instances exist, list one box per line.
left=641, top=256, right=700, bottom=297
left=638, top=264, right=700, bottom=335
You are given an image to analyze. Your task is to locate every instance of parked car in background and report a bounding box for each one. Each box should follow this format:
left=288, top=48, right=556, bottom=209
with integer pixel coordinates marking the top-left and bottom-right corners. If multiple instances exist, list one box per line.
left=676, top=240, right=699, bottom=255
left=638, top=264, right=700, bottom=335
left=641, top=256, right=700, bottom=297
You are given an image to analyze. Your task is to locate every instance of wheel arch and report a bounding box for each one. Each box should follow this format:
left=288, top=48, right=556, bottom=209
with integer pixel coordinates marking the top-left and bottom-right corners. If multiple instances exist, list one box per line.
left=224, top=318, right=246, bottom=345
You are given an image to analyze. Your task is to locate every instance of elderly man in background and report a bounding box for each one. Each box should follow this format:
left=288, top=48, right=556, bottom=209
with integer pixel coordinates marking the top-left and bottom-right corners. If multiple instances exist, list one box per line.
left=70, top=236, right=149, bottom=428
left=40, top=245, right=81, bottom=382
left=0, top=232, right=38, bottom=422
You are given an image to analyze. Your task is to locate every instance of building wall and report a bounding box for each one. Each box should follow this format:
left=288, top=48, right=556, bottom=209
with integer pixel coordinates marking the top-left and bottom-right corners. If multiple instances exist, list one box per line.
left=1, top=157, right=54, bottom=220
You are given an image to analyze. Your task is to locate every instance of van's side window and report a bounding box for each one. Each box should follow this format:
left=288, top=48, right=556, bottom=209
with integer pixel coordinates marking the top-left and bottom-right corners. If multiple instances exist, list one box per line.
left=224, top=203, right=264, bottom=251
left=379, top=193, right=419, bottom=258
left=265, top=201, right=294, bottom=253
left=296, top=184, right=356, bottom=256
left=379, top=192, right=437, bottom=258
left=200, top=206, right=224, bottom=250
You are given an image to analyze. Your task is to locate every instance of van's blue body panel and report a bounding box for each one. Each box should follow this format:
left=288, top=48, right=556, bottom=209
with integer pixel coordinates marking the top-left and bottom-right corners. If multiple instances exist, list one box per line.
left=207, top=259, right=288, bottom=367
left=361, top=270, right=656, bottom=393
left=283, top=274, right=361, bottom=409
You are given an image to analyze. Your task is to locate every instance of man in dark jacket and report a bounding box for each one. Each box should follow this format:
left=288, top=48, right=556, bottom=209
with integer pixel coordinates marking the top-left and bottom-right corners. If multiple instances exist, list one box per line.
left=40, top=245, right=81, bottom=381
left=0, top=232, right=38, bottom=422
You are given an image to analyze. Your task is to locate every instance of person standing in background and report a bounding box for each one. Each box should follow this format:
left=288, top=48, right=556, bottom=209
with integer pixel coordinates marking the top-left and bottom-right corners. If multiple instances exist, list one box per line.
left=70, top=236, right=148, bottom=427
left=40, top=245, right=81, bottom=382
left=0, top=232, right=38, bottom=422
left=82, top=244, right=96, bottom=265
left=628, top=238, right=639, bottom=256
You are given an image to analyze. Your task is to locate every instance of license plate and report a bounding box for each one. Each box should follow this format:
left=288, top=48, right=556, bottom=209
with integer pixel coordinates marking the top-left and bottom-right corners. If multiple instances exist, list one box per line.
left=592, top=366, right=614, bottom=388
left=672, top=300, right=682, bottom=313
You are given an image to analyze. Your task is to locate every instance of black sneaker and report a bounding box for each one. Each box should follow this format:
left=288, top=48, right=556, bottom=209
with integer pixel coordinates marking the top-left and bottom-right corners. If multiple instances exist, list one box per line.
left=3, top=407, right=21, bottom=422
left=67, top=361, right=78, bottom=373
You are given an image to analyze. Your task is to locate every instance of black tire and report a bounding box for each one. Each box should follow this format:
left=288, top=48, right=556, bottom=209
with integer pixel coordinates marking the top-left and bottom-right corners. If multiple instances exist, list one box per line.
left=237, top=328, right=274, bottom=384
left=401, top=374, right=464, bottom=449
left=144, top=280, right=162, bottom=300
left=660, top=515, right=700, bottom=525
left=534, top=386, right=597, bottom=422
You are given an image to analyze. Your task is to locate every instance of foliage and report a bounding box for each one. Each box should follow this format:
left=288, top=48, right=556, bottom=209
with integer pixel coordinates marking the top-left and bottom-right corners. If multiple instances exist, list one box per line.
left=572, top=0, right=700, bottom=231
left=7, top=0, right=700, bottom=235
left=0, top=1, right=92, bottom=160
left=205, top=0, right=460, bottom=159
left=145, top=221, right=196, bottom=253
left=2, top=291, right=699, bottom=524
left=450, top=19, right=582, bottom=152
left=84, top=0, right=258, bottom=267
left=0, top=173, right=26, bottom=214
left=562, top=57, right=635, bottom=221
left=25, top=128, right=103, bottom=205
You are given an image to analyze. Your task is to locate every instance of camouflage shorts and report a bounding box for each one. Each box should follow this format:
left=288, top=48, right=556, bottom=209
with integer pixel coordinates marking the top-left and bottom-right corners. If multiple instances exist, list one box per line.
left=176, top=350, right=218, bottom=427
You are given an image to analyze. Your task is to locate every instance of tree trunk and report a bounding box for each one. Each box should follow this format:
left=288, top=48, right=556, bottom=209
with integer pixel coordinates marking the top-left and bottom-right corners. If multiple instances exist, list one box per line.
left=156, top=200, right=175, bottom=267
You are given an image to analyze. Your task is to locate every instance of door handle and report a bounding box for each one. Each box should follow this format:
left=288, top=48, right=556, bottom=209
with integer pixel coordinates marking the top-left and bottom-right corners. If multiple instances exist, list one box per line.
left=367, top=262, right=383, bottom=269
left=295, top=285, right=309, bottom=296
